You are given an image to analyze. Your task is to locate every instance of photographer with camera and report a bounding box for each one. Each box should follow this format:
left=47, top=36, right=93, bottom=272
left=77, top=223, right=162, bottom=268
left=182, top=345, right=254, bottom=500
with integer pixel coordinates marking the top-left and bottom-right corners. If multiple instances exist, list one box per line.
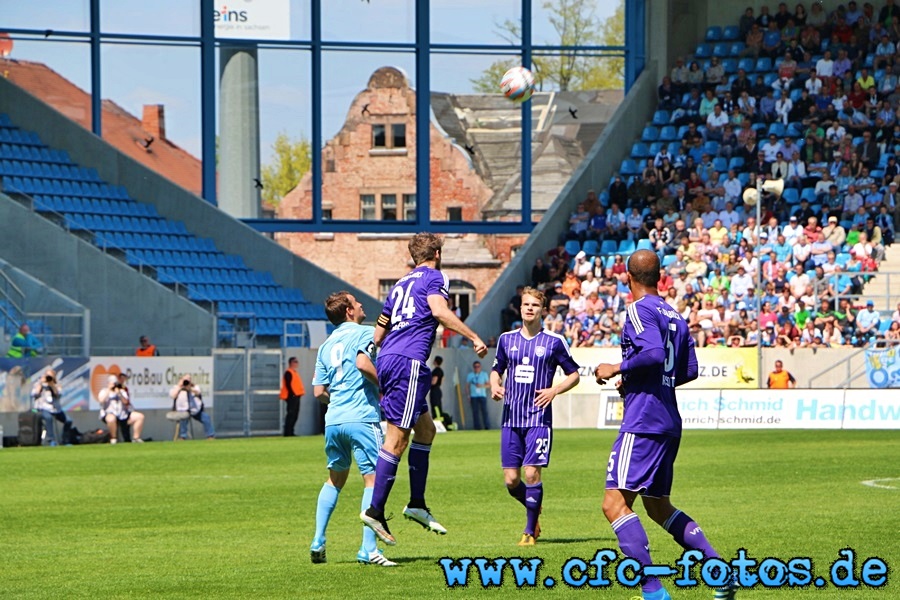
left=97, top=373, right=145, bottom=444
left=31, top=369, right=71, bottom=446
left=169, top=374, right=215, bottom=440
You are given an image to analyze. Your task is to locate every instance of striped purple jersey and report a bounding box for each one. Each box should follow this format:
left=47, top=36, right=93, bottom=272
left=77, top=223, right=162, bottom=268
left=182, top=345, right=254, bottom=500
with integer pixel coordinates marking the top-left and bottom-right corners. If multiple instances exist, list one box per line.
left=620, top=294, right=699, bottom=437
left=378, top=266, right=449, bottom=363
left=492, top=329, right=579, bottom=428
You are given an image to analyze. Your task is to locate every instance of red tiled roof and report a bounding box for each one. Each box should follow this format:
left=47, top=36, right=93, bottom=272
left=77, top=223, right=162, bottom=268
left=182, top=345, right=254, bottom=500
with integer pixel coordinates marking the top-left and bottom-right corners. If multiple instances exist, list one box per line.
left=1, top=58, right=201, bottom=194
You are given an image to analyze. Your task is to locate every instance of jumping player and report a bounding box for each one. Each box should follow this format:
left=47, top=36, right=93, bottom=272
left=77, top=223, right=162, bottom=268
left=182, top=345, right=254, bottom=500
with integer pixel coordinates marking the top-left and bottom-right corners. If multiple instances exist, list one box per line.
left=595, top=250, right=735, bottom=600
left=310, top=291, right=396, bottom=567
left=361, top=233, right=488, bottom=545
left=491, top=286, right=580, bottom=546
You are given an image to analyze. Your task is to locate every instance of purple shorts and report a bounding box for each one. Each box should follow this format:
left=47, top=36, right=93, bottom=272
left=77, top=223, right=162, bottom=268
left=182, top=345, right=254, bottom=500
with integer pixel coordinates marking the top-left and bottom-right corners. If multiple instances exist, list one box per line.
left=605, top=432, right=680, bottom=498
left=377, top=354, right=431, bottom=429
left=501, top=426, right=552, bottom=469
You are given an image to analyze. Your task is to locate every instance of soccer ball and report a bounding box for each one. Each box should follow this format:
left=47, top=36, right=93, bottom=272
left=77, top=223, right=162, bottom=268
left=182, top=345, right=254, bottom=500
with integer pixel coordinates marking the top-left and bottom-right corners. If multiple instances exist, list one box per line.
left=500, top=66, right=535, bottom=103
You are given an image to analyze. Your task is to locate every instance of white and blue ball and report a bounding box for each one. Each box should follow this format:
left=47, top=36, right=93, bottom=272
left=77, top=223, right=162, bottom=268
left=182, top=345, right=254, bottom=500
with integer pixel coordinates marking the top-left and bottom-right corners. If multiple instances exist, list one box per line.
left=500, top=66, right=535, bottom=103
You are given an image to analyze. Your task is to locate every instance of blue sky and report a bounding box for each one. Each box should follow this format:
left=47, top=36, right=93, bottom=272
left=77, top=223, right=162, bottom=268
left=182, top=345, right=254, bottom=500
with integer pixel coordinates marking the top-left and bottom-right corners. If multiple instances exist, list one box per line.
left=3, top=0, right=617, bottom=163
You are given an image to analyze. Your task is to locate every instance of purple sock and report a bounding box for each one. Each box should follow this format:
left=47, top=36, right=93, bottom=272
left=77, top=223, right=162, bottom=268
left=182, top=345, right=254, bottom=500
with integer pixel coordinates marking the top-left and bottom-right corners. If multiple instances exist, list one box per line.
left=664, top=510, right=720, bottom=559
left=407, top=442, right=431, bottom=507
left=370, top=449, right=400, bottom=513
left=507, top=481, right=526, bottom=506
left=611, top=512, right=662, bottom=594
left=524, top=483, right=542, bottom=535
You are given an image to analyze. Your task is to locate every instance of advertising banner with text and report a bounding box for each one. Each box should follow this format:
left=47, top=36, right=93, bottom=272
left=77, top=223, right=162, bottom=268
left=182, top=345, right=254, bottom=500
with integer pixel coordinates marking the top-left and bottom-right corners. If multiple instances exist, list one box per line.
left=0, top=357, right=90, bottom=413
left=88, top=357, right=214, bottom=410
left=564, top=348, right=759, bottom=392
left=589, top=389, right=899, bottom=430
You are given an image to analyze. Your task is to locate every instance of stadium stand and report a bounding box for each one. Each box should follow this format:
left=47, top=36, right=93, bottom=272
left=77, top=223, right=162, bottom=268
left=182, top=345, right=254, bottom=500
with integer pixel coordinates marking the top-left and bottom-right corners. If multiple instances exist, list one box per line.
left=502, top=3, right=899, bottom=351
left=0, top=114, right=326, bottom=346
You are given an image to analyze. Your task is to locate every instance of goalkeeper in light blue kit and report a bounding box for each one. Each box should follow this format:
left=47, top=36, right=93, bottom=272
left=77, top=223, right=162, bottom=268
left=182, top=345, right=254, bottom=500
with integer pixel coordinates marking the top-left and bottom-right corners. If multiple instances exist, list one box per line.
left=595, top=250, right=735, bottom=600
left=309, top=291, right=396, bottom=567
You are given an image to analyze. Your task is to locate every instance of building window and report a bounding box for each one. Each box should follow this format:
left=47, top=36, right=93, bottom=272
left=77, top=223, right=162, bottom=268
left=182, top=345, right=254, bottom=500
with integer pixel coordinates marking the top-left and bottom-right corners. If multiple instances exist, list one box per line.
left=447, top=207, right=462, bottom=221
left=372, top=124, right=386, bottom=148
left=392, top=124, right=406, bottom=148
left=381, top=194, right=397, bottom=220
left=325, top=159, right=335, bottom=173
left=402, top=193, right=416, bottom=221
left=379, top=279, right=395, bottom=302
left=322, top=208, right=333, bottom=221
left=360, top=194, right=376, bottom=220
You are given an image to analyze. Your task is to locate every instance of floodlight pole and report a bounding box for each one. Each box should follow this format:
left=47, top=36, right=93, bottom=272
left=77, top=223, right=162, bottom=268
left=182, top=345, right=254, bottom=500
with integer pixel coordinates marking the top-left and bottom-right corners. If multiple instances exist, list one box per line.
left=756, top=176, right=763, bottom=382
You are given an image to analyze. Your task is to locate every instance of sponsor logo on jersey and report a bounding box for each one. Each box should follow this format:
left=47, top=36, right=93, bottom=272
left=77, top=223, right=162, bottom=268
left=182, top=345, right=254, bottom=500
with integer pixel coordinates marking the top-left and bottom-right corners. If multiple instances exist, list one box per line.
left=535, top=346, right=546, bottom=357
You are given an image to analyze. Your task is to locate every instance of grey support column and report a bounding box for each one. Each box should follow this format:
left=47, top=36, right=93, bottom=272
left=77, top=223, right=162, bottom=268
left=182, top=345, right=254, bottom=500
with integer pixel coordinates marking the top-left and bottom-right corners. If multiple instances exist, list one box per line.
left=219, top=46, right=260, bottom=219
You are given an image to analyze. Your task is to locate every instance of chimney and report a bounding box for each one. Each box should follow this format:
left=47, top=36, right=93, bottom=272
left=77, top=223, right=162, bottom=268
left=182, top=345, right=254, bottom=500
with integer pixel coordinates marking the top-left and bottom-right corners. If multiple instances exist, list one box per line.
left=142, top=104, right=166, bottom=140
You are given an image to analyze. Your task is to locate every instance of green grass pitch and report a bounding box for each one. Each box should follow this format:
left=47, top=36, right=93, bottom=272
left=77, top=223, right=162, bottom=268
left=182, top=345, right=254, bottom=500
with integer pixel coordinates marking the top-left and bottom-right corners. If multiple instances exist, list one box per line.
left=1, top=429, right=898, bottom=599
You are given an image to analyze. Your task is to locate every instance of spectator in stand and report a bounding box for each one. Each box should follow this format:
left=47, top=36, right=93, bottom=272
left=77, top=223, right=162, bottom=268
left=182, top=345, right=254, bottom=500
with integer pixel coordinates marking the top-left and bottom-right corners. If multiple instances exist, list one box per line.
left=501, top=285, right=525, bottom=331
left=783, top=215, right=803, bottom=245
left=730, top=265, right=754, bottom=303
left=572, top=251, right=592, bottom=278
left=566, top=202, right=591, bottom=243
left=606, top=203, right=627, bottom=241
left=531, top=258, right=551, bottom=289
left=857, top=300, right=882, bottom=343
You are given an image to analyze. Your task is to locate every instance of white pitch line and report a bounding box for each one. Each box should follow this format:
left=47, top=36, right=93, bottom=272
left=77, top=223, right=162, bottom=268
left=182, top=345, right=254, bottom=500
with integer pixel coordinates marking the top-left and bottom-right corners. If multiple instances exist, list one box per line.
left=861, top=478, right=900, bottom=490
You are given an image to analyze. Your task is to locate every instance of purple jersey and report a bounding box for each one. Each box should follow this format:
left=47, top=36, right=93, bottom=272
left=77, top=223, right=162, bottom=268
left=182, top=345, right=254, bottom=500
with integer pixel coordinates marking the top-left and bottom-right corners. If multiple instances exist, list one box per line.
left=492, top=329, right=579, bottom=428
left=620, top=295, right=698, bottom=437
left=378, top=266, right=449, bottom=363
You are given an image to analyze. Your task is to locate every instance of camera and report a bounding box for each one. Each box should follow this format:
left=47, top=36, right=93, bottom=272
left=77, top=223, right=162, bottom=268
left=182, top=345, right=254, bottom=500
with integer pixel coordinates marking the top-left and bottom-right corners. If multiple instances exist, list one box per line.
left=181, top=378, right=192, bottom=388
left=113, top=382, right=123, bottom=390
left=45, top=375, right=55, bottom=384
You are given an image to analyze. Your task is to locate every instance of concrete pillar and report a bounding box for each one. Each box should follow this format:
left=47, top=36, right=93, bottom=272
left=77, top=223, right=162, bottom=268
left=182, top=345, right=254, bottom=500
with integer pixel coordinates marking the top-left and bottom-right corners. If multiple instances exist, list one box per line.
left=219, top=46, right=260, bottom=219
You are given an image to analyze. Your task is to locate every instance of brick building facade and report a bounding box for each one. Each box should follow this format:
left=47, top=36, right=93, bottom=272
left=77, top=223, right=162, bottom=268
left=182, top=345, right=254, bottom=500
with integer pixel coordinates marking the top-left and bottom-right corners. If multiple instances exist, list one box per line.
left=277, top=67, right=523, bottom=313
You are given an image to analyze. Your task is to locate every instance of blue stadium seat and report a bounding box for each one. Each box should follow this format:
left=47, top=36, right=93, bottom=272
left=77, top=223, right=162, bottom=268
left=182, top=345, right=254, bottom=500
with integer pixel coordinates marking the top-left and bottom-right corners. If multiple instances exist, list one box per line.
left=641, top=126, right=659, bottom=142
left=705, top=26, right=722, bottom=41
left=722, top=25, right=740, bottom=41
left=652, top=110, right=670, bottom=126
left=636, top=239, right=653, bottom=252
left=768, top=123, right=785, bottom=138
left=631, top=142, right=650, bottom=159
left=713, top=157, right=728, bottom=172
left=722, top=58, right=738, bottom=74
left=800, top=187, right=817, bottom=203
left=564, top=240, right=582, bottom=256
left=662, top=254, right=676, bottom=267
left=695, top=43, right=712, bottom=58
left=600, top=240, right=617, bottom=255
left=755, top=57, right=772, bottom=72
left=658, top=125, right=677, bottom=142
left=582, top=240, right=599, bottom=256
left=620, top=159, right=639, bottom=177
left=737, top=57, right=755, bottom=73
left=782, top=188, right=799, bottom=204
left=728, top=157, right=744, bottom=170
left=617, top=240, right=636, bottom=255
left=712, top=43, right=729, bottom=58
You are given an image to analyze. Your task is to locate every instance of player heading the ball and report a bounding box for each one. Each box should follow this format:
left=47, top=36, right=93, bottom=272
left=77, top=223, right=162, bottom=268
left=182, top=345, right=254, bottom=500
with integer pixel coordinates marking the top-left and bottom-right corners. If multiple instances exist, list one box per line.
left=361, top=232, right=487, bottom=546
left=490, top=286, right=580, bottom=546
left=594, top=250, right=736, bottom=600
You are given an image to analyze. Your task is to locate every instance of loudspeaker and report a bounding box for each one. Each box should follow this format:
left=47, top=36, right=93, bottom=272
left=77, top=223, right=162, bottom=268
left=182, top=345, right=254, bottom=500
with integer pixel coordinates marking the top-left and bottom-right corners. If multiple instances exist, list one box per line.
left=742, top=178, right=784, bottom=206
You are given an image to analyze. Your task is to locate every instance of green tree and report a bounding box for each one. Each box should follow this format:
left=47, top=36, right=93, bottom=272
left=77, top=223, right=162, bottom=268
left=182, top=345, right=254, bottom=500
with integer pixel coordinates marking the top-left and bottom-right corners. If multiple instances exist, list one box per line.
left=260, top=133, right=311, bottom=207
left=470, top=0, right=624, bottom=93
left=580, top=0, right=625, bottom=90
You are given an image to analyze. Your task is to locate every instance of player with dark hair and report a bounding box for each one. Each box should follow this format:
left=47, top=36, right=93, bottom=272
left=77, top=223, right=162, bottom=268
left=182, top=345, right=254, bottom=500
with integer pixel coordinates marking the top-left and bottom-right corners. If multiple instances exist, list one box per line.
left=361, top=232, right=488, bottom=545
left=491, top=287, right=580, bottom=545
left=595, top=250, right=735, bottom=600
left=310, top=291, right=396, bottom=567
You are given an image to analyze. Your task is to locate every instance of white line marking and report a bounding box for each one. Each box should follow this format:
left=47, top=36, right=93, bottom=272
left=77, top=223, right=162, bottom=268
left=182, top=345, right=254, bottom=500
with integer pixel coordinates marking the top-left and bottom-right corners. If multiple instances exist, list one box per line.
left=861, top=478, right=900, bottom=490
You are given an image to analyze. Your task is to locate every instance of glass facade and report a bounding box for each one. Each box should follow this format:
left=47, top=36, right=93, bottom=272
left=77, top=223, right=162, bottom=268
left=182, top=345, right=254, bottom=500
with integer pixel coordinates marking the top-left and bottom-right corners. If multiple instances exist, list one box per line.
left=1, top=0, right=634, bottom=233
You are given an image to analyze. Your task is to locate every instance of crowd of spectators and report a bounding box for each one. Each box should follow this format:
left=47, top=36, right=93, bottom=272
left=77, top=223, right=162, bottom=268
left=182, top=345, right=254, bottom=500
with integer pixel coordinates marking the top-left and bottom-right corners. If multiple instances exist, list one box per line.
left=505, top=2, right=900, bottom=350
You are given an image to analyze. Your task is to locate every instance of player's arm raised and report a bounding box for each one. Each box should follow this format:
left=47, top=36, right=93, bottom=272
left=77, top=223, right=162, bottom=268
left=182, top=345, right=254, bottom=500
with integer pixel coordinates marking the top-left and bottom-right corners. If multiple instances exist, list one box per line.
left=427, top=294, right=488, bottom=358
